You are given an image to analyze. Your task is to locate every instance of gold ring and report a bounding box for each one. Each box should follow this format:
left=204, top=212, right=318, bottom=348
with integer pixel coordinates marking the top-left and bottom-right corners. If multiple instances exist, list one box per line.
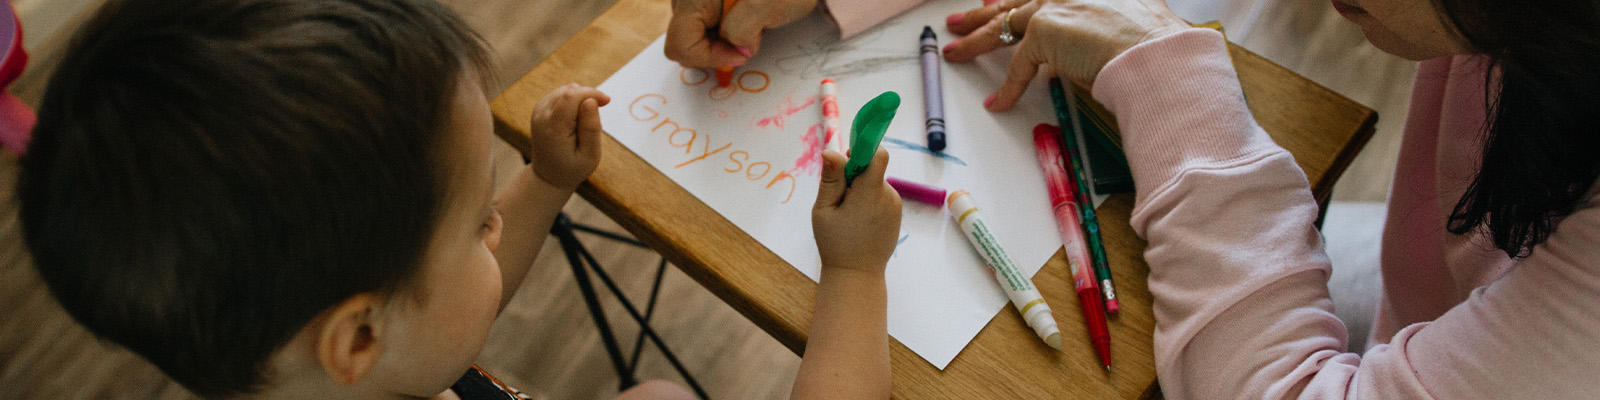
left=998, top=8, right=1020, bottom=45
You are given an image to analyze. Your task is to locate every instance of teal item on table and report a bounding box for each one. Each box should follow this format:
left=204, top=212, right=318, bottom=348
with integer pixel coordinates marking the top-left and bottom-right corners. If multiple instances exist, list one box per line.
left=1049, top=78, right=1133, bottom=194
left=844, top=91, right=901, bottom=186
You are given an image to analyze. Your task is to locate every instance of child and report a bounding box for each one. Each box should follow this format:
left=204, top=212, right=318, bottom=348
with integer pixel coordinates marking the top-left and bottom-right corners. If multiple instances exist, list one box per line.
left=18, top=0, right=900, bottom=398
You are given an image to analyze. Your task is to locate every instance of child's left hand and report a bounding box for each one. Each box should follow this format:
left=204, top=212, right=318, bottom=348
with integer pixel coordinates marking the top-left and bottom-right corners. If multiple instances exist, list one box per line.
left=528, top=83, right=612, bottom=190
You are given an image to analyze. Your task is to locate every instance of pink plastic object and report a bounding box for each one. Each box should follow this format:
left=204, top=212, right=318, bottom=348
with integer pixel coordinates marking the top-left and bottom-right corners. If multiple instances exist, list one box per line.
left=886, top=177, right=947, bottom=207
left=0, top=1, right=34, bottom=156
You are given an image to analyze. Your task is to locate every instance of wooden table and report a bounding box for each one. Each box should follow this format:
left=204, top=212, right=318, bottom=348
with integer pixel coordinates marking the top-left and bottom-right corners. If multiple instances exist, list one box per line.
left=489, top=0, right=1376, bottom=398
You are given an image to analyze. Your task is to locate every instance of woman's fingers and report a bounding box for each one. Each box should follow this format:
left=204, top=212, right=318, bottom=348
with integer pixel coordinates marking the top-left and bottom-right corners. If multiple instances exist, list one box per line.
left=719, top=1, right=769, bottom=55
left=942, top=1, right=1040, bottom=63
left=984, top=40, right=1043, bottom=111
left=664, top=0, right=750, bottom=68
left=946, top=0, right=1028, bottom=35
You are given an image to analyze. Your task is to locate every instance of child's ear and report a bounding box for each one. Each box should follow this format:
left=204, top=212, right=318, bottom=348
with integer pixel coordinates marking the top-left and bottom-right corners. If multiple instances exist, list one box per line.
left=314, top=293, right=386, bottom=385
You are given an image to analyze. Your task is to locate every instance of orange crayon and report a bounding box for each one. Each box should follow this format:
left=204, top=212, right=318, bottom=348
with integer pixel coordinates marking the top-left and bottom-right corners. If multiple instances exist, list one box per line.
left=715, top=67, right=734, bottom=87
left=716, top=0, right=740, bottom=87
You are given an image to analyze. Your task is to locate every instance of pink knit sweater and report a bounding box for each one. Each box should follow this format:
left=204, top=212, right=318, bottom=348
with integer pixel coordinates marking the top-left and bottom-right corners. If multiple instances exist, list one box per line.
left=1095, top=28, right=1600, bottom=398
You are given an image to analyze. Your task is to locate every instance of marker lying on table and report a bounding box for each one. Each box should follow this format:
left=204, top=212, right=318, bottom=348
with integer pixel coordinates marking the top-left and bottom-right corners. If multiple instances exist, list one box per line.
left=948, top=190, right=1063, bottom=350
left=918, top=26, right=947, bottom=152
left=843, top=91, right=901, bottom=186
left=886, top=177, right=945, bottom=207
left=1033, top=123, right=1112, bottom=372
left=1048, top=78, right=1119, bottom=315
left=715, top=0, right=740, bottom=87
left=820, top=79, right=844, bottom=152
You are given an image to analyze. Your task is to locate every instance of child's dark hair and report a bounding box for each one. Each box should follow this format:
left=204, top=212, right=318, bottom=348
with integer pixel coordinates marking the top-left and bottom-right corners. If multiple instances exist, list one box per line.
left=1435, top=0, right=1600, bottom=258
left=17, top=0, right=490, bottom=397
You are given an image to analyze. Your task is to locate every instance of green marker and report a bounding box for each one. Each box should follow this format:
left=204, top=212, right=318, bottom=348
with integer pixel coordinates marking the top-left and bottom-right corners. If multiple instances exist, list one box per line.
left=844, top=91, right=901, bottom=186
left=1049, top=78, right=1119, bottom=315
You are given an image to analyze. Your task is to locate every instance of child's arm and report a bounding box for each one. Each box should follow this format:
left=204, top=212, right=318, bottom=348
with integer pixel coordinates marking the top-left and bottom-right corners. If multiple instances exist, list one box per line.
left=493, top=84, right=611, bottom=311
left=792, top=148, right=900, bottom=400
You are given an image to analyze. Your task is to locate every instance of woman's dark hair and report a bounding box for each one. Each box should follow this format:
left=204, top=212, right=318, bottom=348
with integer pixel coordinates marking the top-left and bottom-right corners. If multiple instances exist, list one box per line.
left=1436, top=0, right=1600, bottom=258
left=17, top=0, right=489, bottom=397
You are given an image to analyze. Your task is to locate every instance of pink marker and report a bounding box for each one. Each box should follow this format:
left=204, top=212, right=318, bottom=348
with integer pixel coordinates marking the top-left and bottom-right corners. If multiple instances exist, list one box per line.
left=1034, top=124, right=1112, bottom=370
left=886, top=177, right=946, bottom=207
left=820, top=79, right=843, bottom=153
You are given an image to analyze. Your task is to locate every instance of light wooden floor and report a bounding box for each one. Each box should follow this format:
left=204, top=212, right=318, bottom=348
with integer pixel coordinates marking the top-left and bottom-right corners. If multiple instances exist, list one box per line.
left=1, top=0, right=1414, bottom=399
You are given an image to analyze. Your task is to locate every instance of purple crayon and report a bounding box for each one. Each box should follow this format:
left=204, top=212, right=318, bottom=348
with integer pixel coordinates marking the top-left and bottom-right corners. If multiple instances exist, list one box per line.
left=919, top=26, right=947, bottom=152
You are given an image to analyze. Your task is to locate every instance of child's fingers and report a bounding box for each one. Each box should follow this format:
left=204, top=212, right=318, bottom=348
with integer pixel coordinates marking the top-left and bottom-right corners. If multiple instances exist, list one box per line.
left=577, top=98, right=603, bottom=158
left=536, top=85, right=583, bottom=134
left=554, top=86, right=610, bottom=119
left=813, top=150, right=848, bottom=210
left=565, top=85, right=609, bottom=105
left=850, top=148, right=892, bottom=192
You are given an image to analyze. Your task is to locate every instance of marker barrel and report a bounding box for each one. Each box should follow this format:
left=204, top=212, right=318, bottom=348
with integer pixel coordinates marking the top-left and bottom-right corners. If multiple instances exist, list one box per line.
left=821, top=79, right=843, bottom=153
left=886, top=177, right=946, bottom=207
left=948, top=190, right=1062, bottom=349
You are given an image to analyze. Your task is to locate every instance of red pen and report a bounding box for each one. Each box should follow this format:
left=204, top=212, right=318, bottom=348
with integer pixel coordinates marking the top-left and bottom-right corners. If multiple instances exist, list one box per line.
left=1033, top=123, right=1112, bottom=372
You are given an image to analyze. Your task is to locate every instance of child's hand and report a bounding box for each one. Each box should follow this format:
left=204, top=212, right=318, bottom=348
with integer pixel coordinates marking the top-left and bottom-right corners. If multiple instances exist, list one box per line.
left=811, top=148, right=902, bottom=275
left=528, top=83, right=612, bottom=190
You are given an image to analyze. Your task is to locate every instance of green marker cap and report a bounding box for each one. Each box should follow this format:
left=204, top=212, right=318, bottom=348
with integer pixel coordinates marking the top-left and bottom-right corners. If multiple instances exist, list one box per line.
left=844, top=91, right=900, bottom=185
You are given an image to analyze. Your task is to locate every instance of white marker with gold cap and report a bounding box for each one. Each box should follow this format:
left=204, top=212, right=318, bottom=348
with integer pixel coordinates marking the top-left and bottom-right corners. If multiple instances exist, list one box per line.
left=947, top=190, right=1063, bottom=350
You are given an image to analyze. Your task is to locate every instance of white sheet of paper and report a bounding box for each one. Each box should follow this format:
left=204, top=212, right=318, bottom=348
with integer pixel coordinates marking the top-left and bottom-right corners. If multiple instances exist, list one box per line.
left=596, top=0, right=1104, bottom=369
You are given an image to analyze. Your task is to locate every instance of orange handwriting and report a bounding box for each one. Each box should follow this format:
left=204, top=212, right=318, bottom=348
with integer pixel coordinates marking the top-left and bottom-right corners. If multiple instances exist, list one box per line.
left=628, top=93, right=796, bottom=203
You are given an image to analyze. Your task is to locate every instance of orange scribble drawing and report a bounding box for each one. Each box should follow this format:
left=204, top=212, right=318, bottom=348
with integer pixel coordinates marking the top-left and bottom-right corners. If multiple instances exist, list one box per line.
left=737, top=70, right=770, bottom=92
left=680, top=68, right=710, bottom=86
left=708, top=84, right=738, bottom=101
left=680, top=67, right=770, bottom=101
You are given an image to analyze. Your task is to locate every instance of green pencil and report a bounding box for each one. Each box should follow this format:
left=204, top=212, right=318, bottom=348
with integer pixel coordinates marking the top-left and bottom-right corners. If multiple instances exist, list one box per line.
left=1048, top=78, right=1120, bottom=315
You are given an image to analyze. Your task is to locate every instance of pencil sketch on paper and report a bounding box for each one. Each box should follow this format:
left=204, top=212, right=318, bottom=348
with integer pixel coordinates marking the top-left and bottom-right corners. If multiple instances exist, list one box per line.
left=772, top=24, right=917, bottom=80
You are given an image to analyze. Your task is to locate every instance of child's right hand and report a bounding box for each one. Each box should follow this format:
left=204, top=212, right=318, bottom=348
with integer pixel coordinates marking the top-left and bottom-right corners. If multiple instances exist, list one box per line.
left=811, top=148, right=902, bottom=275
left=527, top=83, right=612, bottom=191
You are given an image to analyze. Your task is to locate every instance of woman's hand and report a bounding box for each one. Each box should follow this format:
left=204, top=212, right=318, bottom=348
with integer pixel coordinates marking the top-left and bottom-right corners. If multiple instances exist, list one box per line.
left=942, top=0, right=1190, bottom=111
left=665, top=0, right=818, bottom=68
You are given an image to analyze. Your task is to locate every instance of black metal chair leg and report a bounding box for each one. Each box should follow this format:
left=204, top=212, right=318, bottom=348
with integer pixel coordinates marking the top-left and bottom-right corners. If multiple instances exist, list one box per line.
left=570, top=231, right=711, bottom=399
left=627, top=259, right=669, bottom=373
left=551, top=215, right=638, bottom=391
left=551, top=213, right=710, bottom=400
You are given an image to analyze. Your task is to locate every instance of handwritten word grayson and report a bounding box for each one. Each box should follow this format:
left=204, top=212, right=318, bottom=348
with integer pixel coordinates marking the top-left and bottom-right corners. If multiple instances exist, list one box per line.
left=628, top=93, right=799, bottom=204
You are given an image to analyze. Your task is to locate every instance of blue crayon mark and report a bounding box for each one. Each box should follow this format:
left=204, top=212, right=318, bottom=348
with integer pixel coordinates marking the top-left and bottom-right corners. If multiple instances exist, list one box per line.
left=891, top=233, right=910, bottom=258
left=883, top=137, right=968, bottom=166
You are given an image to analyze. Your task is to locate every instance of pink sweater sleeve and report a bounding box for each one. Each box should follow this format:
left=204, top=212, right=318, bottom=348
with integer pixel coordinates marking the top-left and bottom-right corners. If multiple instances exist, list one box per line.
left=1092, top=29, right=1600, bottom=398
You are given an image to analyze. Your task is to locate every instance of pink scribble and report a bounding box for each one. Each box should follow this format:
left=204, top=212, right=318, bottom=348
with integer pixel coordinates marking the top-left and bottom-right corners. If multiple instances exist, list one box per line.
left=714, top=108, right=730, bottom=119
left=755, top=95, right=817, bottom=132
left=793, top=123, right=824, bottom=175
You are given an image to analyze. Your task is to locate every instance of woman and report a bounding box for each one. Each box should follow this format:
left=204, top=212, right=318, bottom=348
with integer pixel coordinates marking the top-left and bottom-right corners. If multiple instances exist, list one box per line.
left=668, top=0, right=1600, bottom=397
left=950, top=0, right=1600, bottom=397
